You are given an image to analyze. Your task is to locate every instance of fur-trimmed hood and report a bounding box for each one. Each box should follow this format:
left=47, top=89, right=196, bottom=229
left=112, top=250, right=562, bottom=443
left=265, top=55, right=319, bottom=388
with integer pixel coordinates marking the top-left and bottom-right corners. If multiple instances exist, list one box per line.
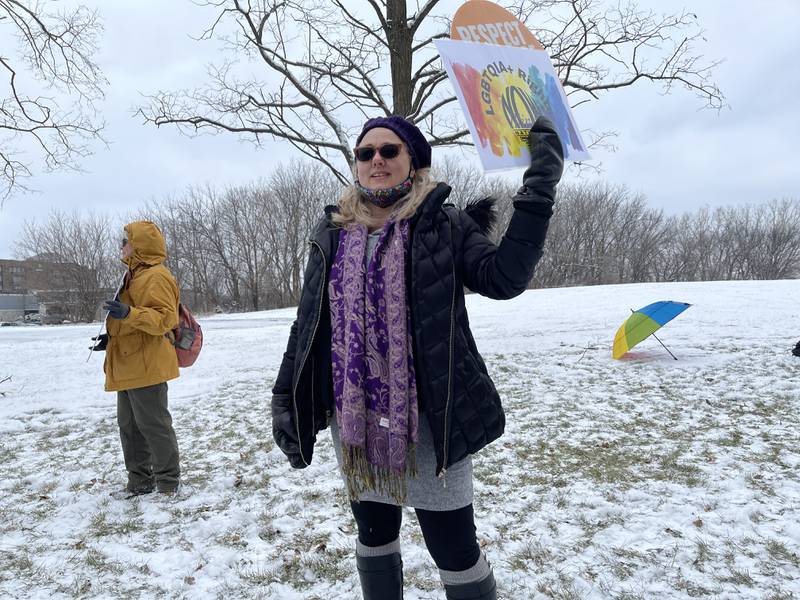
left=462, top=197, right=497, bottom=237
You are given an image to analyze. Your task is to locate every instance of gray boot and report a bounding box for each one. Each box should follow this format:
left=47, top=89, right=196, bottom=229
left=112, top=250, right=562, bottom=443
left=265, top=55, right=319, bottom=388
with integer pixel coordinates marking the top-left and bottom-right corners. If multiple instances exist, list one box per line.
left=356, top=539, right=403, bottom=600
left=441, top=553, right=496, bottom=600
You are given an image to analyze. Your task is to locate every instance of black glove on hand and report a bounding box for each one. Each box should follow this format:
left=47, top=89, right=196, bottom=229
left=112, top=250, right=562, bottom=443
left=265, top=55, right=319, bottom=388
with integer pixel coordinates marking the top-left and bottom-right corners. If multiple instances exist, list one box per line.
left=271, top=394, right=306, bottom=469
left=792, top=341, right=800, bottom=357
left=89, top=333, right=108, bottom=351
left=517, top=116, right=565, bottom=208
left=103, top=300, right=130, bottom=320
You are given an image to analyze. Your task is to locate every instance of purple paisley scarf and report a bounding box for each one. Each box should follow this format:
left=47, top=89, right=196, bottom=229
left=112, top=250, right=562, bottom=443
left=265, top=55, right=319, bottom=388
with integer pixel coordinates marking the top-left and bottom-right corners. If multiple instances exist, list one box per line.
left=329, top=218, right=418, bottom=502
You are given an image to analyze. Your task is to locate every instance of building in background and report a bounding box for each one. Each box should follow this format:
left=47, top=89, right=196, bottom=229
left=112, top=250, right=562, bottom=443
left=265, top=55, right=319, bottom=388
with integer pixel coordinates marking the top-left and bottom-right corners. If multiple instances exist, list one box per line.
left=0, top=258, right=97, bottom=324
left=0, top=293, right=39, bottom=322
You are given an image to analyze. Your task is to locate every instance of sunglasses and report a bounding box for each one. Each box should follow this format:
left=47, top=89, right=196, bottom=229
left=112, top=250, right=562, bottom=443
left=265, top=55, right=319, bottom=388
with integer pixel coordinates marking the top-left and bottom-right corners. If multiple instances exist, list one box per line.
left=353, top=143, right=403, bottom=162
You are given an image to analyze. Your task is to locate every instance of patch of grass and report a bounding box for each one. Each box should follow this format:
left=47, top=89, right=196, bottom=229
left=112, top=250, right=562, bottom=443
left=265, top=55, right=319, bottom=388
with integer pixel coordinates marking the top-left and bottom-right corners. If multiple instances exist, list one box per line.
left=56, top=575, right=92, bottom=596
left=606, top=556, right=637, bottom=581
left=302, top=489, right=324, bottom=503
left=745, top=472, right=775, bottom=496
left=404, top=565, right=440, bottom=592
left=692, top=538, right=711, bottom=571
left=0, top=509, right=16, bottom=534
left=604, top=546, right=658, bottom=583
left=170, top=497, right=232, bottom=519
left=184, top=468, right=213, bottom=488
left=257, top=526, right=279, bottom=544
left=535, top=569, right=585, bottom=600
left=515, top=436, right=707, bottom=490
left=49, top=425, right=72, bottom=439
left=36, top=479, right=58, bottom=496
left=672, top=574, right=717, bottom=598
left=88, top=510, right=144, bottom=537
left=517, top=470, right=556, bottom=487
left=577, top=512, right=625, bottom=544
left=506, top=539, right=553, bottom=570
left=766, top=539, right=800, bottom=567
left=749, top=510, right=766, bottom=523
left=303, top=547, right=350, bottom=584
left=216, top=529, right=248, bottom=548
left=236, top=561, right=279, bottom=585
left=759, top=444, right=790, bottom=469
left=0, top=444, right=19, bottom=465
left=0, top=549, right=34, bottom=575
left=653, top=447, right=704, bottom=486
left=136, top=560, right=152, bottom=576
left=766, top=590, right=796, bottom=600
left=33, top=435, right=59, bottom=454
left=718, top=429, right=743, bottom=447
left=716, top=566, right=754, bottom=586
left=292, top=528, right=331, bottom=552
left=609, top=591, right=647, bottom=600
left=250, top=552, right=320, bottom=590
left=85, top=548, right=124, bottom=574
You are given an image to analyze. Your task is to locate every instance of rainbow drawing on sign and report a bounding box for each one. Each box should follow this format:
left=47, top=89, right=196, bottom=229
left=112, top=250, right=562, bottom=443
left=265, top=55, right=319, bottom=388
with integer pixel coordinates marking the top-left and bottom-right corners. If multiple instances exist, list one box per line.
left=436, top=39, right=589, bottom=169
left=452, top=60, right=585, bottom=159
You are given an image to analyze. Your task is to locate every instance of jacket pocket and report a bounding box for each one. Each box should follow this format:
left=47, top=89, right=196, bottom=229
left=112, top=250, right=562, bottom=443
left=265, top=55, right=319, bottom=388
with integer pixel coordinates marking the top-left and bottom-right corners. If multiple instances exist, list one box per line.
left=112, top=333, right=148, bottom=382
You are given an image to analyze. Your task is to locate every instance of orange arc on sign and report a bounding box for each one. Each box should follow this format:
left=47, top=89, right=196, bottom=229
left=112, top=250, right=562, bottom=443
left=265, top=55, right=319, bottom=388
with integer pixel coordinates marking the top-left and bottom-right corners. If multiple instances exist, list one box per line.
left=451, top=0, right=543, bottom=50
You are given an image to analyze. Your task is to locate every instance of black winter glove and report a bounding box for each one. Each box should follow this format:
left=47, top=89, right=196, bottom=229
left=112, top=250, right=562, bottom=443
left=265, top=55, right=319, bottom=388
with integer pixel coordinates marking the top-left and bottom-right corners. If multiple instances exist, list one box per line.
left=516, top=116, right=565, bottom=211
left=89, top=333, right=108, bottom=351
left=103, top=299, right=130, bottom=320
left=792, top=341, right=800, bottom=357
left=271, top=394, right=307, bottom=469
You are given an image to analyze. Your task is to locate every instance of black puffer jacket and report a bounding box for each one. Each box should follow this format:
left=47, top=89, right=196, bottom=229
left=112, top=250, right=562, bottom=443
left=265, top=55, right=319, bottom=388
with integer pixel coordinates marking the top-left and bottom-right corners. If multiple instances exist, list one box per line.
left=272, top=118, right=563, bottom=475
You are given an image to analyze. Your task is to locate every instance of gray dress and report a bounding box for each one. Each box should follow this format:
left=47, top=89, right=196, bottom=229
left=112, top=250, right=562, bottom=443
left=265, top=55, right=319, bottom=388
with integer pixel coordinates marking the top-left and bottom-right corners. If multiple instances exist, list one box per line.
left=330, top=414, right=473, bottom=511
left=329, top=229, right=474, bottom=511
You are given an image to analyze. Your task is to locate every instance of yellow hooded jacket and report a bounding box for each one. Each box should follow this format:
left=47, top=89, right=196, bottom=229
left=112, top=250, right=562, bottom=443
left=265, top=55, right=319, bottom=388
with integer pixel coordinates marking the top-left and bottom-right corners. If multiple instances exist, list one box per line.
left=104, top=221, right=180, bottom=392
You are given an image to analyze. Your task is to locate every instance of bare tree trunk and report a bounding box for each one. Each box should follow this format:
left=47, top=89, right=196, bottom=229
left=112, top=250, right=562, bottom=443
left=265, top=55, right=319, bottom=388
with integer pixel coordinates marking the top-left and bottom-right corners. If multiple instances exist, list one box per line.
left=387, top=0, right=413, bottom=115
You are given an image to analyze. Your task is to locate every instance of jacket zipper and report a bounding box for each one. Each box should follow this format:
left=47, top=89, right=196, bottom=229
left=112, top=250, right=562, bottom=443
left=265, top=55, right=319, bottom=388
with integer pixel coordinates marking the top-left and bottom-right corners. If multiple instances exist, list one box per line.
left=292, top=240, right=326, bottom=467
left=439, top=212, right=456, bottom=484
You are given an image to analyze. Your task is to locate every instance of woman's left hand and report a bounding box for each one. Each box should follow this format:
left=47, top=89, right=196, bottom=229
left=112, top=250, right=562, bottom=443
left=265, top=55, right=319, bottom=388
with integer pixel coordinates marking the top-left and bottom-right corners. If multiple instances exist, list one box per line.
left=519, top=116, right=564, bottom=202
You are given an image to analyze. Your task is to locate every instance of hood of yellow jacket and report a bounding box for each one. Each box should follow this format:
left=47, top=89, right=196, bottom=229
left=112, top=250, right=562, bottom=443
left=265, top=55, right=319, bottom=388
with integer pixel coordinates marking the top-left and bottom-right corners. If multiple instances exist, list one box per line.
left=123, top=221, right=167, bottom=269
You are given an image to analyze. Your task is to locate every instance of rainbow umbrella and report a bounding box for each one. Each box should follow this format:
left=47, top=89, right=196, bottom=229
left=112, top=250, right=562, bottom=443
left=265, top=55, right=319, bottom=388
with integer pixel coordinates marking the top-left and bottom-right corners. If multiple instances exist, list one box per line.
left=613, top=301, right=691, bottom=360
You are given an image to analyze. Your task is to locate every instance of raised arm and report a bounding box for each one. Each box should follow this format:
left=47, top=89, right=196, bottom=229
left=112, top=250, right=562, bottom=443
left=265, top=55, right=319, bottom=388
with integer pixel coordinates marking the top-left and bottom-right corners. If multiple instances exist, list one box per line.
left=461, top=117, right=564, bottom=299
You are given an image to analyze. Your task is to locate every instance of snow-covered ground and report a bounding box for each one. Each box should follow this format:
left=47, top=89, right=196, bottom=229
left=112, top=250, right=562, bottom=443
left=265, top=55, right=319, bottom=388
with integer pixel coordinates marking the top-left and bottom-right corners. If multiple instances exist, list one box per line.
left=1, top=280, right=799, bottom=599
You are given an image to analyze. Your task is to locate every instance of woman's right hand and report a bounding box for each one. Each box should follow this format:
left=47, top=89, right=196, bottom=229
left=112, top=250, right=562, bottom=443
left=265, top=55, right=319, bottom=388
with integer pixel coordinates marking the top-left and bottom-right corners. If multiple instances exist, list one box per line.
left=271, top=394, right=306, bottom=468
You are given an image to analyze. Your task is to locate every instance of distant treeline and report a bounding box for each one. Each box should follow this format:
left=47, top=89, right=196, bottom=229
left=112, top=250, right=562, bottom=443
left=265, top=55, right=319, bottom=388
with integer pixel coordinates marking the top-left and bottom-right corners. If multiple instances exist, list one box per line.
left=13, top=159, right=800, bottom=318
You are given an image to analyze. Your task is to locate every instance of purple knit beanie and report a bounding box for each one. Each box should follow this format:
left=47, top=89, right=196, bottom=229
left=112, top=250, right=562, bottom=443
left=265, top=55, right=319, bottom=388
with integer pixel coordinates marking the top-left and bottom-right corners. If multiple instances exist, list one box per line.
left=356, top=116, right=432, bottom=170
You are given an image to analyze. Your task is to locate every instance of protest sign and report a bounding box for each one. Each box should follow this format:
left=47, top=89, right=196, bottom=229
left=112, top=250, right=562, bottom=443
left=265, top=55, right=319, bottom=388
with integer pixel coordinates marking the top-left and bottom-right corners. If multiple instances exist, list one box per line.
left=451, top=0, right=543, bottom=50
left=437, top=1, right=590, bottom=169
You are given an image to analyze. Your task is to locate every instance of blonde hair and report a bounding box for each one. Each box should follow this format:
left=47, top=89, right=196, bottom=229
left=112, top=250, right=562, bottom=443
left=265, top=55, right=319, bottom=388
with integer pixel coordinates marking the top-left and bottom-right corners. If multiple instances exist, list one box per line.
left=332, top=167, right=438, bottom=228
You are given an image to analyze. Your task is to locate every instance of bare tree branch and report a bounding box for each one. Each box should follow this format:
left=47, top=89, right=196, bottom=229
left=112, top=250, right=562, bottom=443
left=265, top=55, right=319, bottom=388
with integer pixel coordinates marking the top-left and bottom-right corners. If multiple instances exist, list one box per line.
left=409, top=0, right=440, bottom=35
left=139, top=0, right=724, bottom=180
left=0, top=0, right=107, bottom=202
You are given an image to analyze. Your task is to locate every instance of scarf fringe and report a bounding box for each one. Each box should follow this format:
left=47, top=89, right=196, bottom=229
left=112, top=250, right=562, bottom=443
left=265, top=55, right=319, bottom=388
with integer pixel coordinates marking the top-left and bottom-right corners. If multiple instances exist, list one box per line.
left=342, top=443, right=417, bottom=504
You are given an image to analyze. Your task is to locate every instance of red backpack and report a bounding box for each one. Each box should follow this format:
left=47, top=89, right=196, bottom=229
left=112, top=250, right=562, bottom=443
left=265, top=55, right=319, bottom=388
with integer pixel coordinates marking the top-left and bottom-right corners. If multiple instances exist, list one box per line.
left=170, top=304, right=203, bottom=367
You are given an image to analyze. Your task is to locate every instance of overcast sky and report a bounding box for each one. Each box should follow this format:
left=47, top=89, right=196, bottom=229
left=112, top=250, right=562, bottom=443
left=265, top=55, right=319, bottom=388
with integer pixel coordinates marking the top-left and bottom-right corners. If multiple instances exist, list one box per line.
left=1, top=0, right=798, bottom=259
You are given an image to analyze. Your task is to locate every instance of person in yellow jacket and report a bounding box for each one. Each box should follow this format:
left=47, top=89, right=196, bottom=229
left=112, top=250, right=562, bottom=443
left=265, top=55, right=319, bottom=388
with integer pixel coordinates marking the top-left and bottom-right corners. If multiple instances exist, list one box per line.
left=93, top=220, right=181, bottom=497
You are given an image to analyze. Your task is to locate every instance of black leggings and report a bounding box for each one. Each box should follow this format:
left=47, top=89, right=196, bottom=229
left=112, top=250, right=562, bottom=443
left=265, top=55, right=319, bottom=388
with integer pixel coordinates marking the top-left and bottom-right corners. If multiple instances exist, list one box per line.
left=350, top=501, right=481, bottom=572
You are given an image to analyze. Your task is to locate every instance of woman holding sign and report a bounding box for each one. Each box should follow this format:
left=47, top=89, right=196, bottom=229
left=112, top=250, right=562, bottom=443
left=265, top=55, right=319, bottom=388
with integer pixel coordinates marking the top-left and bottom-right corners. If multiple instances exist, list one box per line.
left=271, top=114, right=563, bottom=599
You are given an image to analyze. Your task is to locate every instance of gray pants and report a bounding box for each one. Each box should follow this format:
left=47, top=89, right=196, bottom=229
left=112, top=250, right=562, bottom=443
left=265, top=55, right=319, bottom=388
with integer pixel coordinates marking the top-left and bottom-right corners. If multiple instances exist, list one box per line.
left=117, top=382, right=180, bottom=492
